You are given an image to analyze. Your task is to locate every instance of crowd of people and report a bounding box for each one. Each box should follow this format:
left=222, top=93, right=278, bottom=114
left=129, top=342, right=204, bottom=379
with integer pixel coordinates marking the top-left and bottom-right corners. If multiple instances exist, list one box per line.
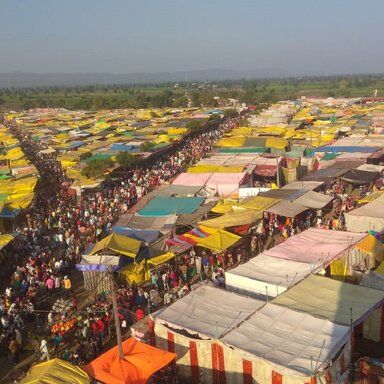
left=0, top=116, right=237, bottom=369
left=3, top=109, right=382, bottom=377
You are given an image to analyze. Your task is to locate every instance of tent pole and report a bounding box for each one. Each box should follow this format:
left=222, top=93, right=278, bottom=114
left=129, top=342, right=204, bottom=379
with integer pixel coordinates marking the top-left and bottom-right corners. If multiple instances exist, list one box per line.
left=109, top=269, right=125, bottom=360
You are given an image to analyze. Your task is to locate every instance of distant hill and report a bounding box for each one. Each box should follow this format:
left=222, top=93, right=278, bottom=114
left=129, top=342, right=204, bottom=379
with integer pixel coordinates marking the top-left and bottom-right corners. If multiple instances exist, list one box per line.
left=0, top=68, right=289, bottom=88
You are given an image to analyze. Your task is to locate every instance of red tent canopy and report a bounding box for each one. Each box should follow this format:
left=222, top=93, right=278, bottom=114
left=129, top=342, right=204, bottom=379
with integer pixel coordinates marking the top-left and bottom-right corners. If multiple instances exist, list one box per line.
left=83, top=338, right=176, bottom=384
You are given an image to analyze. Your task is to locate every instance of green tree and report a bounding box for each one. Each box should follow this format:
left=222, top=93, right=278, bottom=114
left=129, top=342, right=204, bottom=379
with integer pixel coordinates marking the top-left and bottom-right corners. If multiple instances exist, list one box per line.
left=82, top=159, right=114, bottom=179
left=140, top=141, right=156, bottom=152
left=186, top=120, right=202, bottom=130
left=116, top=152, right=139, bottom=169
left=224, top=109, right=238, bottom=118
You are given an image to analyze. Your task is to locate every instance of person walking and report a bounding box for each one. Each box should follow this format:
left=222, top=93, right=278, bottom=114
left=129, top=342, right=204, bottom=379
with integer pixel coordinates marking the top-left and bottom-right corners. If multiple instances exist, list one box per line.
left=40, top=338, right=50, bottom=361
left=9, top=338, right=19, bottom=365
left=63, top=276, right=72, bottom=298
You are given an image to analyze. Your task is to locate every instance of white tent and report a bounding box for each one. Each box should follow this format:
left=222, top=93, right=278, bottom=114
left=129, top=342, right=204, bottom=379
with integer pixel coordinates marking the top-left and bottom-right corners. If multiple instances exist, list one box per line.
left=293, top=190, right=333, bottom=209
left=222, top=303, right=350, bottom=379
left=263, top=228, right=366, bottom=265
left=152, top=284, right=265, bottom=382
left=273, top=274, right=384, bottom=327
left=152, top=284, right=262, bottom=339
left=345, top=195, right=384, bottom=233
left=225, top=254, right=319, bottom=298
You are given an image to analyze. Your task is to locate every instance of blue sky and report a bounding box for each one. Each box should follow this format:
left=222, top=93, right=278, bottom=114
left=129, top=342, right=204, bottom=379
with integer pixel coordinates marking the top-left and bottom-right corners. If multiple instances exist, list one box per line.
left=1, top=0, right=383, bottom=75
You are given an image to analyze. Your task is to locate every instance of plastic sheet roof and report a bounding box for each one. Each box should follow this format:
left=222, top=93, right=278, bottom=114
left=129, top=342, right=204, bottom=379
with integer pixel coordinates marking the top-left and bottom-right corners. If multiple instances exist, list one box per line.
left=265, top=200, right=308, bottom=218
left=293, top=191, right=333, bottom=209
left=222, top=303, right=350, bottom=376
left=20, top=358, right=90, bottom=384
left=273, top=274, right=384, bottom=325
left=226, top=254, right=320, bottom=298
left=83, top=338, right=175, bottom=384
left=138, top=196, right=205, bottom=216
left=152, top=284, right=263, bottom=339
left=264, top=228, right=366, bottom=264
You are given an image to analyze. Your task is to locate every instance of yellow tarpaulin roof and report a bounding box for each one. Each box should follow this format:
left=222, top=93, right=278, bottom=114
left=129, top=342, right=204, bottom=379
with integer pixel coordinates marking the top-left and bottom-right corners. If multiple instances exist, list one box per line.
left=216, top=136, right=246, bottom=147
left=0, top=234, right=14, bottom=250
left=199, top=209, right=262, bottom=229
left=356, top=235, right=384, bottom=262
left=168, top=127, right=188, bottom=135
left=89, top=233, right=141, bottom=258
left=375, top=261, right=384, bottom=275
left=187, top=165, right=245, bottom=173
left=211, top=199, right=239, bottom=214
left=19, top=358, right=90, bottom=384
left=265, top=137, right=287, bottom=149
left=196, top=229, right=241, bottom=252
left=238, top=196, right=280, bottom=211
left=119, top=260, right=149, bottom=284
left=7, top=192, right=35, bottom=210
left=358, top=190, right=384, bottom=204
left=147, top=252, right=175, bottom=266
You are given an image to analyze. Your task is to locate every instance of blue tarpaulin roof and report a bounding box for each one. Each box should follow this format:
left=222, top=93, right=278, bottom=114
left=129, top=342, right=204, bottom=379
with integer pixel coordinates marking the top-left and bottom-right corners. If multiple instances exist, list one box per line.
left=315, top=146, right=379, bottom=153
left=138, top=197, right=205, bottom=216
left=0, top=208, right=21, bottom=218
left=68, top=141, right=86, bottom=149
left=111, top=143, right=140, bottom=152
left=111, top=227, right=160, bottom=243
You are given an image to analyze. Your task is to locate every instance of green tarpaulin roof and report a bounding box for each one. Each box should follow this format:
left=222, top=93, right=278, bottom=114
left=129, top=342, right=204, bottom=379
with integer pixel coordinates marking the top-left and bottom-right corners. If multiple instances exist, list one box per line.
left=139, top=196, right=205, bottom=216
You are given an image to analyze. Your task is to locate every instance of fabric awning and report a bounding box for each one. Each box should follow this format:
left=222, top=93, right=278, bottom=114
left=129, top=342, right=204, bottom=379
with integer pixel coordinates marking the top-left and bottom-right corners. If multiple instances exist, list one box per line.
left=294, top=191, right=333, bottom=209
left=254, top=165, right=277, bottom=177
left=273, top=274, right=384, bottom=325
left=222, top=303, right=350, bottom=377
left=88, top=233, right=141, bottom=258
left=341, top=169, right=379, bottom=184
left=152, top=285, right=262, bottom=339
left=83, top=338, right=175, bottom=384
left=266, top=200, right=308, bottom=218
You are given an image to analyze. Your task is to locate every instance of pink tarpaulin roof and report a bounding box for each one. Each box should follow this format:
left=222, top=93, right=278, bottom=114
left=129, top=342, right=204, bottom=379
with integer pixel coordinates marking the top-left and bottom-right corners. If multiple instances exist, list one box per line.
left=172, top=172, right=248, bottom=197
left=264, top=228, right=366, bottom=265
left=205, top=172, right=247, bottom=187
left=172, top=173, right=213, bottom=186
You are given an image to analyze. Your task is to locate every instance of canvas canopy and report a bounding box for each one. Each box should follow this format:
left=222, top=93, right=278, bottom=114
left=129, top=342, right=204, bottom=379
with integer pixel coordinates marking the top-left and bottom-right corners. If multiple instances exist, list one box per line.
left=355, top=234, right=384, bottom=263
left=87, top=233, right=141, bottom=258
left=172, top=173, right=213, bottom=186
left=225, top=254, right=320, bottom=298
left=114, top=213, right=177, bottom=233
left=138, top=197, right=205, bottom=216
left=264, top=228, right=366, bottom=264
left=83, top=338, right=176, bottom=384
left=196, top=229, right=241, bottom=252
left=222, top=303, right=350, bottom=377
left=0, top=233, right=14, bottom=250
left=187, top=164, right=245, bottom=173
left=345, top=195, right=384, bottom=232
left=257, top=189, right=306, bottom=201
left=341, top=169, right=379, bottom=184
left=146, top=252, right=175, bottom=266
left=152, top=284, right=262, bottom=339
left=293, top=190, right=333, bottom=209
left=356, top=164, right=384, bottom=173
left=176, top=201, right=216, bottom=226
left=20, top=358, right=90, bottom=384
left=360, top=270, right=384, bottom=291
left=238, top=196, right=280, bottom=211
left=273, top=274, right=384, bottom=325
left=199, top=209, right=262, bottom=229
left=155, top=185, right=204, bottom=197
left=265, top=200, right=308, bottom=218
left=111, top=227, right=159, bottom=243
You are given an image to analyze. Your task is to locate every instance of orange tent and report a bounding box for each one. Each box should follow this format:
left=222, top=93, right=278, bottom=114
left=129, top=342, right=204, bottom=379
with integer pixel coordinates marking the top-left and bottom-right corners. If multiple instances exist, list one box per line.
left=83, top=338, right=176, bottom=384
